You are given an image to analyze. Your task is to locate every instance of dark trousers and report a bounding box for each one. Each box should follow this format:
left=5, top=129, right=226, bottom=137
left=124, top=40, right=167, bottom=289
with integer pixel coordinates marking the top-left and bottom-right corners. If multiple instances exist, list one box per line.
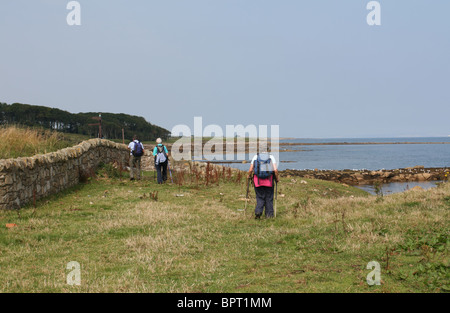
left=255, top=186, right=274, bottom=217
left=129, top=156, right=141, bottom=180
left=156, top=161, right=168, bottom=184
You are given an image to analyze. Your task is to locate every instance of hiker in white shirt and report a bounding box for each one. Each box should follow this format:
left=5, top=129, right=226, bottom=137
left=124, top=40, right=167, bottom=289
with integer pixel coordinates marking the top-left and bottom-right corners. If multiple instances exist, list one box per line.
left=247, top=149, right=280, bottom=219
left=128, top=135, right=144, bottom=181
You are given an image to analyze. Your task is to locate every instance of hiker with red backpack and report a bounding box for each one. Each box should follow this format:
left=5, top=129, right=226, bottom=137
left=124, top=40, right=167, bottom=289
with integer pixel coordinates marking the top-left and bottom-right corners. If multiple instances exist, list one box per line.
left=247, top=149, right=280, bottom=219
left=153, top=138, right=169, bottom=184
left=128, top=135, right=145, bottom=181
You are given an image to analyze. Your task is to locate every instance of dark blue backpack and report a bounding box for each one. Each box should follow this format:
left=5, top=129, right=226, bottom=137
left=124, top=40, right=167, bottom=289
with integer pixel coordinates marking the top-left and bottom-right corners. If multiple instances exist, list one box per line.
left=254, top=153, right=273, bottom=179
left=133, top=141, right=144, bottom=157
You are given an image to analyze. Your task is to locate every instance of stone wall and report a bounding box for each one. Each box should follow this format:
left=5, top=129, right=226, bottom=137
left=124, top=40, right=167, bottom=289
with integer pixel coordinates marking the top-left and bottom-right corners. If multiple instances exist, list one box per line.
left=0, top=139, right=129, bottom=210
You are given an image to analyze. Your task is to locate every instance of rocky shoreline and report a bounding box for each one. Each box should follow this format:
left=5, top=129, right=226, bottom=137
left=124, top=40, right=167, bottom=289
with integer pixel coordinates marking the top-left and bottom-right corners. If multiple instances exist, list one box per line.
left=281, top=166, right=449, bottom=185
left=141, top=144, right=449, bottom=186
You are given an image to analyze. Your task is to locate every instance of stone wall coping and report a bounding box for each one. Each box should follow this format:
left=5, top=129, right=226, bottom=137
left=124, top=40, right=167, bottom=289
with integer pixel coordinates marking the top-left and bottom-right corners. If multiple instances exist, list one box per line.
left=0, top=139, right=128, bottom=172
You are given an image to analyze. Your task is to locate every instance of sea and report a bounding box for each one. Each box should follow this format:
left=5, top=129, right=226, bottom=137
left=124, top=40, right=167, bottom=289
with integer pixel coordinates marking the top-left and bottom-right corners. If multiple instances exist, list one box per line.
left=217, top=137, right=450, bottom=194
left=277, top=137, right=450, bottom=171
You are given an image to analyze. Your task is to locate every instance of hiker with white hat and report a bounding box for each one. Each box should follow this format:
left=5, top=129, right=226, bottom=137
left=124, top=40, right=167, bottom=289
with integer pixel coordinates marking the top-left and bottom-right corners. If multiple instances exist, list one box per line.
left=153, top=138, right=169, bottom=184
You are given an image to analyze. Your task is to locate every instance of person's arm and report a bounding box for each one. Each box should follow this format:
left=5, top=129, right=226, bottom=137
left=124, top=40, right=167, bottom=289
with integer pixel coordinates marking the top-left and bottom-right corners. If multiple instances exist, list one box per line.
left=163, top=145, right=169, bottom=157
left=271, top=156, right=280, bottom=182
left=248, top=156, right=257, bottom=180
left=248, top=163, right=254, bottom=180
left=273, top=162, right=280, bottom=183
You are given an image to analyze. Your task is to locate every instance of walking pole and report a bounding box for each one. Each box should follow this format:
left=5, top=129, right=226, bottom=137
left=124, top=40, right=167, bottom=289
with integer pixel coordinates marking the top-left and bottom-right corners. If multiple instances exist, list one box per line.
left=140, top=153, right=143, bottom=180
left=168, top=161, right=173, bottom=184
left=244, top=176, right=251, bottom=212
left=153, top=147, right=157, bottom=182
left=274, top=180, right=278, bottom=218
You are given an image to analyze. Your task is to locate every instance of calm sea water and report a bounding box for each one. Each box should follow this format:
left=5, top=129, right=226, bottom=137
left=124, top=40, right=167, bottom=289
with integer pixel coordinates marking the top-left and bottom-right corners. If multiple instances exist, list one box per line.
left=210, top=137, right=450, bottom=194
left=223, top=137, right=450, bottom=171
left=358, top=181, right=444, bottom=195
left=202, top=137, right=450, bottom=194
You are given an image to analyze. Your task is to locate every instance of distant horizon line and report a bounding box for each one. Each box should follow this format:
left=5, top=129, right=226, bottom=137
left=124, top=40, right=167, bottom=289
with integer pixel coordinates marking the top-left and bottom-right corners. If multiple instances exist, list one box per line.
left=172, top=135, right=450, bottom=140
left=280, top=136, right=450, bottom=140
left=2, top=101, right=449, bottom=140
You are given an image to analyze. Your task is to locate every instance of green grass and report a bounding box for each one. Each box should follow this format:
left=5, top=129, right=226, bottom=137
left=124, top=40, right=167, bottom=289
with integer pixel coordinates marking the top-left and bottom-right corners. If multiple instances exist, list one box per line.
left=0, top=168, right=448, bottom=293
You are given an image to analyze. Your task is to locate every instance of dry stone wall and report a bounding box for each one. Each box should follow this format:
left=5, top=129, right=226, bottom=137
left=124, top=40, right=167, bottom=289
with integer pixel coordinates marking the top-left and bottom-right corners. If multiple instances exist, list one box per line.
left=0, top=139, right=129, bottom=210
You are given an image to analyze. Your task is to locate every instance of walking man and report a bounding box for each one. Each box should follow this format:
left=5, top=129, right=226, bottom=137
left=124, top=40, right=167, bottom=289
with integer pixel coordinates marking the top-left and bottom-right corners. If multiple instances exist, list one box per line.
left=247, top=149, right=280, bottom=219
left=153, top=138, right=169, bottom=184
left=128, top=135, right=144, bottom=181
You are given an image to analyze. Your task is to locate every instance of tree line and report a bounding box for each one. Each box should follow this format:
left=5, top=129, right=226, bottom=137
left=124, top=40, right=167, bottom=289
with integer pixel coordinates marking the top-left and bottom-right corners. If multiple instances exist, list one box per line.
left=0, top=102, right=170, bottom=141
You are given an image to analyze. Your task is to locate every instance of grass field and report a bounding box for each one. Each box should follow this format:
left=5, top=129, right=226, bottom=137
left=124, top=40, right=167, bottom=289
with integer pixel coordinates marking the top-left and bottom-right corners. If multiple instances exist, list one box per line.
left=0, top=165, right=449, bottom=293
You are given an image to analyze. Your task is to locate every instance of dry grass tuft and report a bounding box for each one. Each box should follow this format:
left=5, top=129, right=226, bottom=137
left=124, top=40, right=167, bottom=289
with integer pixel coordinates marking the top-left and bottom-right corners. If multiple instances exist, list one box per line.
left=0, top=125, right=64, bottom=159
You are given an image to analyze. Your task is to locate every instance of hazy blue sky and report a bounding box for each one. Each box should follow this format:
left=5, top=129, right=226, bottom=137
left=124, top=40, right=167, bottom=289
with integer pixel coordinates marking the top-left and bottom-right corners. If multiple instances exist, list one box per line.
left=0, top=1, right=449, bottom=138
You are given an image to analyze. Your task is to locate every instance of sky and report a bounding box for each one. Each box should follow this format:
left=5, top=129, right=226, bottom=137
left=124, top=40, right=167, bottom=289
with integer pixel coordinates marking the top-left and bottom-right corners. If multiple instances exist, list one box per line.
left=0, top=0, right=449, bottom=138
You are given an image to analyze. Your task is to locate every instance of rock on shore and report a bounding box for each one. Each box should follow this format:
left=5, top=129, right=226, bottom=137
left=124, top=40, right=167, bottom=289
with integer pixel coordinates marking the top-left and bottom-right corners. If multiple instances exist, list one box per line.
left=281, top=166, right=448, bottom=185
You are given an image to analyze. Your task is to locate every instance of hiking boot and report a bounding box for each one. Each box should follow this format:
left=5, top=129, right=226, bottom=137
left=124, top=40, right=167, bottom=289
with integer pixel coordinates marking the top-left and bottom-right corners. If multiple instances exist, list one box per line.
left=255, top=213, right=262, bottom=220
left=130, top=178, right=135, bottom=181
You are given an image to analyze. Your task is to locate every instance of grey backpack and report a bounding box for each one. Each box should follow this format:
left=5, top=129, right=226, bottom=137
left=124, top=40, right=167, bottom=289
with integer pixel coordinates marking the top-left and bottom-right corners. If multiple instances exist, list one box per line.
left=155, top=145, right=167, bottom=164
